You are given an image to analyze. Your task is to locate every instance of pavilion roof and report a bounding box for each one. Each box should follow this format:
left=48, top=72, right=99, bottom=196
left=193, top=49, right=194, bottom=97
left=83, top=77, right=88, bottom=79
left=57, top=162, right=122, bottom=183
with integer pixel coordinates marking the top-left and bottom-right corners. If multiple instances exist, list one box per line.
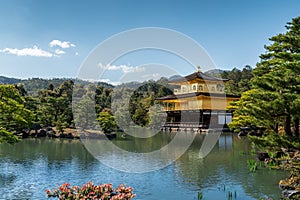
left=170, top=71, right=228, bottom=83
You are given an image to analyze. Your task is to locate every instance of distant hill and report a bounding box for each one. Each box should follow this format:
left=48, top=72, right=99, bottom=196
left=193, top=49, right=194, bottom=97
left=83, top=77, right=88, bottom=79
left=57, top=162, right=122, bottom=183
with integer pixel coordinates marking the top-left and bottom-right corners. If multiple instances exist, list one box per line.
left=0, top=69, right=227, bottom=96
left=168, top=75, right=183, bottom=81
left=0, top=76, right=114, bottom=96
left=204, top=69, right=227, bottom=78
left=0, top=76, right=22, bottom=84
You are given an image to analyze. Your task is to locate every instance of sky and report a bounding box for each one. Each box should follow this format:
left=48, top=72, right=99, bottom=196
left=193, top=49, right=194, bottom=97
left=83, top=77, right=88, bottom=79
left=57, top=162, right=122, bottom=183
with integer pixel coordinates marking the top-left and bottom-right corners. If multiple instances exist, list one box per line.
left=0, top=0, right=299, bottom=84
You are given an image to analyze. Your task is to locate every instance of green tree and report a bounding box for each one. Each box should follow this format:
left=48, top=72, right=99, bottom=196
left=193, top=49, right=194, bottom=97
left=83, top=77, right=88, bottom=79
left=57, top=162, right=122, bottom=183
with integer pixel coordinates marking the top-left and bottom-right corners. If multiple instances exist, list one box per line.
left=73, top=95, right=97, bottom=130
left=0, top=127, right=19, bottom=144
left=230, top=17, right=300, bottom=136
left=228, top=89, right=282, bottom=133
left=98, top=109, right=117, bottom=133
left=0, top=85, right=34, bottom=143
left=36, top=81, right=74, bottom=127
left=222, top=65, right=253, bottom=95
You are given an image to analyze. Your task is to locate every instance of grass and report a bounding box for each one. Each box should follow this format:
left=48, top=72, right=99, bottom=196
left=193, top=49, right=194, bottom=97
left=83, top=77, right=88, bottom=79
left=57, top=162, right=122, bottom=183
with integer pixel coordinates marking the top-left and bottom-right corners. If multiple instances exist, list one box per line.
left=247, top=159, right=258, bottom=172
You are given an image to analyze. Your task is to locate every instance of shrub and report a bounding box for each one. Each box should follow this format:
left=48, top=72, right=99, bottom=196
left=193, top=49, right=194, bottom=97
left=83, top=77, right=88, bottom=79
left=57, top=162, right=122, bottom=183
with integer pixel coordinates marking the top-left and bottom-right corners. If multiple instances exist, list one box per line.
left=46, top=182, right=135, bottom=200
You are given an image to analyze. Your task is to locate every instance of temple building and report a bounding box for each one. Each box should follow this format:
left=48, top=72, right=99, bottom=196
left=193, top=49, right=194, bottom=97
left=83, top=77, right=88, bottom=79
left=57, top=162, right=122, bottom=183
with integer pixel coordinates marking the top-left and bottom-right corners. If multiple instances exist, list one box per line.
left=157, top=67, right=239, bottom=130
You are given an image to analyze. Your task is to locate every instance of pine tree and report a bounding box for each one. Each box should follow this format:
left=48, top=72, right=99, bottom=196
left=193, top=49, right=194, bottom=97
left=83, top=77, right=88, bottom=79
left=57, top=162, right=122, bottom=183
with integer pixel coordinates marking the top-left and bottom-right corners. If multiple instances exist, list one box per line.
left=230, top=16, right=300, bottom=136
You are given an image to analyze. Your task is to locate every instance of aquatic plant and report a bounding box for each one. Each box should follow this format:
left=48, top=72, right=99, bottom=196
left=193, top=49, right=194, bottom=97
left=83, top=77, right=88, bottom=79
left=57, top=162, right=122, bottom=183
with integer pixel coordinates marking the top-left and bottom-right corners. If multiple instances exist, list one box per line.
left=247, top=159, right=258, bottom=172
left=228, top=190, right=233, bottom=200
left=250, top=149, right=256, bottom=156
left=197, top=192, right=204, bottom=200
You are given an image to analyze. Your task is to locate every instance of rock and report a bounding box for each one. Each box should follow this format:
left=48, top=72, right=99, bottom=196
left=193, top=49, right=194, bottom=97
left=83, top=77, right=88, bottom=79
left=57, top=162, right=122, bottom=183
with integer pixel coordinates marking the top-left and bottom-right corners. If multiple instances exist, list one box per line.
left=105, top=133, right=116, bottom=140
left=31, top=123, right=42, bottom=130
left=275, top=151, right=284, bottom=158
left=28, top=129, right=37, bottom=137
left=36, top=129, right=47, bottom=137
left=65, top=133, right=74, bottom=139
left=14, top=130, right=28, bottom=138
left=282, top=189, right=300, bottom=198
left=248, top=131, right=257, bottom=136
left=238, top=127, right=251, bottom=136
left=121, top=133, right=127, bottom=139
left=257, top=152, right=270, bottom=161
left=45, top=127, right=53, bottom=132
left=47, top=130, right=58, bottom=138
left=238, top=131, right=247, bottom=136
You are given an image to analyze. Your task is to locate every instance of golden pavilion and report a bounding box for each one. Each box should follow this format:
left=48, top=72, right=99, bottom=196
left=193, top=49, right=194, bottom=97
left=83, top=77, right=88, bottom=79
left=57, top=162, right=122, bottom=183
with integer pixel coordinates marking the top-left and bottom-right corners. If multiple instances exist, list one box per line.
left=157, top=67, right=239, bottom=130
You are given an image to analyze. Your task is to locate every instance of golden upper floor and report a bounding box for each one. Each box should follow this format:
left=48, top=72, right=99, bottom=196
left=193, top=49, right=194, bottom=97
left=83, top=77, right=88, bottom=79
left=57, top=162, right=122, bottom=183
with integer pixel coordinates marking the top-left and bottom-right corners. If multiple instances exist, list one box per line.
left=169, top=69, right=228, bottom=95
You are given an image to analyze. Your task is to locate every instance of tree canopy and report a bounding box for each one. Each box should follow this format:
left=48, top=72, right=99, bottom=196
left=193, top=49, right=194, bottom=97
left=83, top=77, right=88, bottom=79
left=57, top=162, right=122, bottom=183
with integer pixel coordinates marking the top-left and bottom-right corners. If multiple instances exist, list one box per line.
left=0, top=85, right=34, bottom=143
left=229, top=16, right=300, bottom=136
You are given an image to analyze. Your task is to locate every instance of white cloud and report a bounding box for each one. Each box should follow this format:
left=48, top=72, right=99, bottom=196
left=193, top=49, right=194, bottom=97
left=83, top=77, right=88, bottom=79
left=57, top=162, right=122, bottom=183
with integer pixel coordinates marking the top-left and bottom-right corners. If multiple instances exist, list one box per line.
left=98, top=63, right=145, bottom=73
left=0, top=46, right=54, bottom=57
left=55, top=49, right=65, bottom=55
left=49, top=39, right=76, bottom=49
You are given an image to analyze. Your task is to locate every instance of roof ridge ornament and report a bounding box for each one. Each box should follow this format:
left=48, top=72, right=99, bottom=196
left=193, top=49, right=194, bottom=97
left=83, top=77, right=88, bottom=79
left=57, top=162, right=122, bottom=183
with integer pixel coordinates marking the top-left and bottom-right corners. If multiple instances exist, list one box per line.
left=196, top=66, right=201, bottom=72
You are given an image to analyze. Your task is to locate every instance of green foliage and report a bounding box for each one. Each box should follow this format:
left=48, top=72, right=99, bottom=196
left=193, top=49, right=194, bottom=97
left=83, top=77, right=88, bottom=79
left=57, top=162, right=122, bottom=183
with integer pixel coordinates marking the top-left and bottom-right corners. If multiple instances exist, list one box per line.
left=228, top=190, right=233, bottom=200
left=229, top=16, right=300, bottom=136
left=95, top=86, right=113, bottom=114
left=98, top=110, right=118, bottom=133
left=128, top=80, right=173, bottom=127
left=149, top=104, right=166, bottom=128
left=221, top=65, right=253, bottom=95
left=0, top=85, right=34, bottom=143
left=247, top=159, right=258, bottom=172
left=56, top=119, right=67, bottom=134
left=35, top=80, right=74, bottom=127
left=228, top=89, right=281, bottom=132
left=250, top=149, right=256, bottom=156
left=0, top=127, right=20, bottom=144
left=248, top=134, right=300, bottom=151
left=129, top=92, right=151, bottom=126
left=21, top=78, right=113, bottom=97
left=1, top=77, right=172, bottom=138
left=197, top=192, right=204, bottom=200
left=73, top=95, right=97, bottom=130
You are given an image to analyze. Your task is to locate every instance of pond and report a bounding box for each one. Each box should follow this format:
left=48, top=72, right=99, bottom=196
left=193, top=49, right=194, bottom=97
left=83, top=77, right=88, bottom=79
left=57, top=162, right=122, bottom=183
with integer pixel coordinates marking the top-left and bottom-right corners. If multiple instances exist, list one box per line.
left=0, top=131, right=287, bottom=199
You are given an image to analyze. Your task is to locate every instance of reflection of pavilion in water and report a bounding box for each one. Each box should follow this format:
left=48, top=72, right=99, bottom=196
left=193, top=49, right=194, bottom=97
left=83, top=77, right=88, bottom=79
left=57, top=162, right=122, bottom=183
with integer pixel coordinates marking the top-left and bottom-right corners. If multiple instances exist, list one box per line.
left=157, top=67, right=239, bottom=131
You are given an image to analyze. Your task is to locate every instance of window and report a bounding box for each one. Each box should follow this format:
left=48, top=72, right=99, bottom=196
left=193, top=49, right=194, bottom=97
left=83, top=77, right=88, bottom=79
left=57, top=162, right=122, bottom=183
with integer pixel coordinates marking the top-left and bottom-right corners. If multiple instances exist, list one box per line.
left=217, top=84, right=224, bottom=92
left=182, top=86, right=187, bottom=93
left=211, top=86, right=215, bottom=91
left=198, top=85, right=203, bottom=91
left=192, top=85, right=197, bottom=91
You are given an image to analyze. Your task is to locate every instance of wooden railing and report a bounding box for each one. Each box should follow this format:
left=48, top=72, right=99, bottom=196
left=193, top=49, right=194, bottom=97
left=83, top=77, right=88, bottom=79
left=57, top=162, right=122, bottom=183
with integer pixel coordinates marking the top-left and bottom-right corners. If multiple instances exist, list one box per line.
left=162, top=122, right=207, bottom=129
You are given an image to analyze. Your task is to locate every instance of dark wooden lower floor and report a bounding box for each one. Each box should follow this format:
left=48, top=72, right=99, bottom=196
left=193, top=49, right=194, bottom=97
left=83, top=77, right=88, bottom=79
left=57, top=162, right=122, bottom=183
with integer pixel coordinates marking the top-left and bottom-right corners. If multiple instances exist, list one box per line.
left=162, top=109, right=232, bottom=131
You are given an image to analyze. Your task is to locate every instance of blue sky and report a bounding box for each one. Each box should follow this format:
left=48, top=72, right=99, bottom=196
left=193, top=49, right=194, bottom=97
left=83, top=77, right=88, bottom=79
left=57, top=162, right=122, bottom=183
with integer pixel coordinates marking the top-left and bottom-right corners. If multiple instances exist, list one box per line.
left=0, top=0, right=299, bottom=84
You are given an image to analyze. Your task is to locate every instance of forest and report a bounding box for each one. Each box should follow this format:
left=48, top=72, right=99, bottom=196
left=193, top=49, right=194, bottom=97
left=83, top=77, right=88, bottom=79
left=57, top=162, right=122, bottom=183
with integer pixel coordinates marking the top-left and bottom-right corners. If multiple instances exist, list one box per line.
left=0, top=64, right=253, bottom=142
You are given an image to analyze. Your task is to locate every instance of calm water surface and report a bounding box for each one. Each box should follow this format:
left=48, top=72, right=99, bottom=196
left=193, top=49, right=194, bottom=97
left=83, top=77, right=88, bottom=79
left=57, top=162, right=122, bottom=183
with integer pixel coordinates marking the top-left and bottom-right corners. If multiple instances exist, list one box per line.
left=0, top=132, right=286, bottom=200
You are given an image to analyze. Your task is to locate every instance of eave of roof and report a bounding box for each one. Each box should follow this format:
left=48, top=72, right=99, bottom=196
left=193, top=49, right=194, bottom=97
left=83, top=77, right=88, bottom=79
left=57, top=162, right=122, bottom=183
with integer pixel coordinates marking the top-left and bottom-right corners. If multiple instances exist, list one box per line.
left=156, top=92, right=240, bottom=100
left=170, top=72, right=228, bottom=83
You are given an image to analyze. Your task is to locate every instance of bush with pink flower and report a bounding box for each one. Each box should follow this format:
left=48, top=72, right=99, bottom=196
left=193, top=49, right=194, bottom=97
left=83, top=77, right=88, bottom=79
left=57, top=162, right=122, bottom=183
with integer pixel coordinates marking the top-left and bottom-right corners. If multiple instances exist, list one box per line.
left=46, top=182, right=135, bottom=200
